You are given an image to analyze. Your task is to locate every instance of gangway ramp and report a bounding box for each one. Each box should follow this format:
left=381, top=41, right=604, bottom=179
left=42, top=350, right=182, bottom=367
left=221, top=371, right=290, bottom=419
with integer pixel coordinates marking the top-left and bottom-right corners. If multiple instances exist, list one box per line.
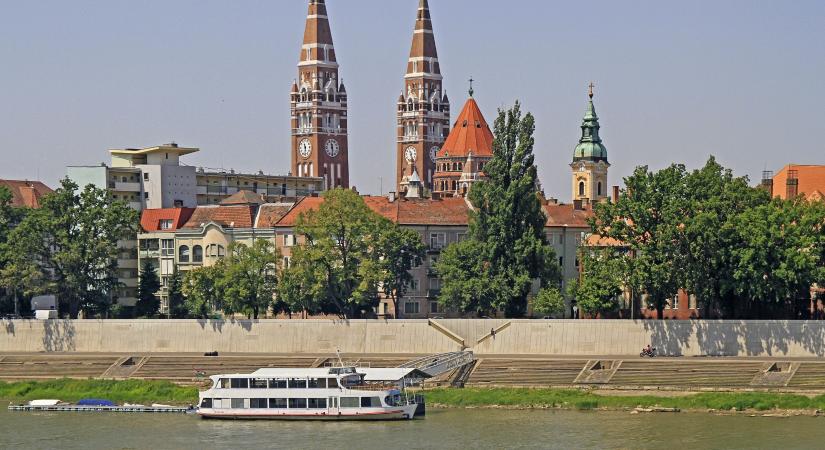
left=399, top=351, right=475, bottom=377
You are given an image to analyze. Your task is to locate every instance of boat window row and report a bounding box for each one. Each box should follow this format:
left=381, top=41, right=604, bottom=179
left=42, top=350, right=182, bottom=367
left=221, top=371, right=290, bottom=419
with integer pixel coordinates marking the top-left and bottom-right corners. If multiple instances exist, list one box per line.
left=217, top=377, right=339, bottom=389
left=200, top=397, right=382, bottom=409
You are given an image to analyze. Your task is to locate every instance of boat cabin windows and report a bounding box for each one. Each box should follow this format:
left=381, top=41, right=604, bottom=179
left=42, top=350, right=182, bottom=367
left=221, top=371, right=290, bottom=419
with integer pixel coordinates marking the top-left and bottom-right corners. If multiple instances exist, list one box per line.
left=230, top=398, right=245, bottom=409
left=269, top=379, right=287, bottom=389
left=288, top=379, right=307, bottom=389
left=307, top=378, right=321, bottom=388
left=230, top=378, right=249, bottom=389
left=249, top=398, right=268, bottom=409
left=288, top=398, right=307, bottom=409
left=250, top=378, right=268, bottom=389
left=200, top=398, right=213, bottom=408
left=360, top=397, right=382, bottom=408
left=326, top=378, right=339, bottom=388
left=218, top=378, right=230, bottom=389
left=385, top=394, right=402, bottom=407
left=340, top=397, right=360, bottom=408
left=308, top=398, right=327, bottom=409
left=269, top=398, right=288, bottom=409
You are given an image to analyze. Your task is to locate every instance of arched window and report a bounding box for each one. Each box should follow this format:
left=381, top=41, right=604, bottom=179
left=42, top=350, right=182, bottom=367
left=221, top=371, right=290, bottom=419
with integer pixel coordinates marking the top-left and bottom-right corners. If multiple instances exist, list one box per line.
left=579, top=181, right=586, bottom=197
left=217, top=245, right=225, bottom=257
left=193, top=245, right=203, bottom=263
left=597, top=182, right=603, bottom=197
left=179, top=246, right=190, bottom=263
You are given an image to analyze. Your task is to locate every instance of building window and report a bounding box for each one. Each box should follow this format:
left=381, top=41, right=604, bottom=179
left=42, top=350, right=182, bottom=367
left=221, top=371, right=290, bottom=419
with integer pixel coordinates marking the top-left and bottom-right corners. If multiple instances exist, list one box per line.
left=559, top=256, right=563, bottom=267
left=408, top=279, right=419, bottom=291
left=143, top=173, right=149, bottom=181
left=689, top=294, right=698, bottom=310
left=404, top=302, right=420, bottom=314
left=429, top=233, right=446, bottom=249
left=430, top=302, right=441, bottom=314
left=283, top=256, right=291, bottom=269
left=672, top=294, right=680, bottom=310
left=283, top=234, right=296, bottom=247
left=579, top=181, right=585, bottom=197
left=161, top=239, right=174, bottom=257
left=159, top=219, right=173, bottom=230
left=597, top=182, right=603, bottom=197
left=179, top=246, right=190, bottom=263
left=193, top=245, right=203, bottom=263
left=429, top=278, right=441, bottom=291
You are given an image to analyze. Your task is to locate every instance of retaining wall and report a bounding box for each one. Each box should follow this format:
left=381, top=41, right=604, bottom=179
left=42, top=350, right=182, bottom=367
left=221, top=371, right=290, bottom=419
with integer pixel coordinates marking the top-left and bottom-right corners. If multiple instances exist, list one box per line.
left=2, top=319, right=825, bottom=357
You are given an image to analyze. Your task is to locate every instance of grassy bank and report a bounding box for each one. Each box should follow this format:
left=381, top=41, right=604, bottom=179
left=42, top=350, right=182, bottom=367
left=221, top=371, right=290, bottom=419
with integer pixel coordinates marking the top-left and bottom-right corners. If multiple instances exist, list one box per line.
left=425, top=388, right=825, bottom=412
left=0, top=379, right=199, bottom=405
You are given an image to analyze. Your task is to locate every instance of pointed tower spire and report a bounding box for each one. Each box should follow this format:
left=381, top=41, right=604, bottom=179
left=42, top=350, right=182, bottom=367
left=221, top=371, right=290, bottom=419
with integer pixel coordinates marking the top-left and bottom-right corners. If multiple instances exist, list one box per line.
left=571, top=83, right=610, bottom=202
left=397, top=0, right=450, bottom=194
left=291, top=0, right=350, bottom=189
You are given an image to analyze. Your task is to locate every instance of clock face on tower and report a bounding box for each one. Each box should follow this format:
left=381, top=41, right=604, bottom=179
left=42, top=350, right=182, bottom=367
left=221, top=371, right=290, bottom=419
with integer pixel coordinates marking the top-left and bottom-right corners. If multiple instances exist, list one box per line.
left=404, top=146, right=417, bottom=163
left=325, top=139, right=340, bottom=158
left=429, top=146, right=440, bottom=161
left=299, top=139, right=312, bottom=158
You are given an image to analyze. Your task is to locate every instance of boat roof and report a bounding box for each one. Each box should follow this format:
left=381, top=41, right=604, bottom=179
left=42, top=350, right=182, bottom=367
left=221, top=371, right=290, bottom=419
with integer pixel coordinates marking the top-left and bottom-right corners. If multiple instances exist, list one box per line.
left=212, top=367, right=431, bottom=381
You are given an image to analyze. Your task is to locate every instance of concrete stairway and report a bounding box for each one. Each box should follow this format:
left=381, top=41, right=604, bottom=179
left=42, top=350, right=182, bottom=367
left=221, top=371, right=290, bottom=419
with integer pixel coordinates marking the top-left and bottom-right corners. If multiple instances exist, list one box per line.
left=466, top=359, right=588, bottom=386
left=787, top=363, right=825, bottom=388
left=0, top=355, right=118, bottom=379
left=609, top=360, right=764, bottom=388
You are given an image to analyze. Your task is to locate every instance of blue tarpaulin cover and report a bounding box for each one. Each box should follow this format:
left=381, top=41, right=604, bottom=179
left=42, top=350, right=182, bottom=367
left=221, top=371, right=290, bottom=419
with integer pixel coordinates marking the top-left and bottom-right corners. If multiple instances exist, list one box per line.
left=77, top=399, right=115, bottom=406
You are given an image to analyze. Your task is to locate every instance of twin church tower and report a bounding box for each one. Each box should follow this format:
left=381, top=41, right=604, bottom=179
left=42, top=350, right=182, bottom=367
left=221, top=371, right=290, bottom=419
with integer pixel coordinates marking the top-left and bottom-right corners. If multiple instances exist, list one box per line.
left=290, top=0, right=610, bottom=202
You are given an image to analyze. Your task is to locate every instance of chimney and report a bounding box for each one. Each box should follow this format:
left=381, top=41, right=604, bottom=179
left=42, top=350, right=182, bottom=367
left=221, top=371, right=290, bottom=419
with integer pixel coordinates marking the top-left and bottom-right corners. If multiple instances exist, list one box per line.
left=547, top=197, right=558, bottom=206
left=612, top=186, right=620, bottom=203
left=573, top=199, right=583, bottom=211
left=388, top=191, right=396, bottom=203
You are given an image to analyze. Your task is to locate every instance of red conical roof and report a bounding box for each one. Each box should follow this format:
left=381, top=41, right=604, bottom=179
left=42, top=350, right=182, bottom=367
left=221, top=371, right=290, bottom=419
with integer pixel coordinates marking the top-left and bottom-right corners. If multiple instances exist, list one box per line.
left=438, top=97, right=494, bottom=158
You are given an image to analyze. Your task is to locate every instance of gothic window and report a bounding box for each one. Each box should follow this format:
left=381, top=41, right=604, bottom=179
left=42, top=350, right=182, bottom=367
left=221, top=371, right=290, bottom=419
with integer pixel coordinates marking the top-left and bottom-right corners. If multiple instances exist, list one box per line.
left=597, top=182, right=603, bottom=197
left=579, top=181, right=585, bottom=197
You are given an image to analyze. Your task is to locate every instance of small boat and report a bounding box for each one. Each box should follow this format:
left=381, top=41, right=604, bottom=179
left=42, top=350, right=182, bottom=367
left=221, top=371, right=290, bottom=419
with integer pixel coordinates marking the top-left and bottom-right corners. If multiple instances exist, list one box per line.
left=28, top=399, right=62, bottom=407
left=197, top=366, right=427, bottom=421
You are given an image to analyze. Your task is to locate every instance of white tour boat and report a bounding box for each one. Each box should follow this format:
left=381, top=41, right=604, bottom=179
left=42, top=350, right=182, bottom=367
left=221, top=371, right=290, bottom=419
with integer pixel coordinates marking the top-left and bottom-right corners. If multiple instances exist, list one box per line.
left=197, top=366, right=426, bottom=420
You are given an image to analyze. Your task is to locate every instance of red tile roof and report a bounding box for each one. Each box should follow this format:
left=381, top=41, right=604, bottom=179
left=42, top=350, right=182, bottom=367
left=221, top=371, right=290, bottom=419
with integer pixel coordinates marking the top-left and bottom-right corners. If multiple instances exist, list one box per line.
left=438, top=97, right=495, bottom=159
left=182, top=205, right=256, bottom=229
left=543, top=203, right=594, bottom=228
left=221, top=190, right=265, bottom=206
left=274, top=197, right=325, bottom=227
left=773, top=165, right=825, bottom=200
left=140, top=208, right=195, bottom=232
left=0, top=179, right=53, bottom=208
left=255, top=203, right=296, bottom=228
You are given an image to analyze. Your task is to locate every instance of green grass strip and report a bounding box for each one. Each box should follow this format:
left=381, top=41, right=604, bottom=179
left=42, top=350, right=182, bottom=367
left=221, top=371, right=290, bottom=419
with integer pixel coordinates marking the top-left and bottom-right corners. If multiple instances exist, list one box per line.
left=424, top=388, right=825, bottom=412
left=0, top=379, right=199, bottom=405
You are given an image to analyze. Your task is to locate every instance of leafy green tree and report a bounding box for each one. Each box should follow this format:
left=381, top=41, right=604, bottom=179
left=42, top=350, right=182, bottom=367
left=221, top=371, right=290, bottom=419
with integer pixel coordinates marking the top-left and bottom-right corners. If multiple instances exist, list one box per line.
left=531, top=286, right=565, bottom=317
left=290, top=188, right=384, bottom=318
left=437, top=102, right=560, bottom=317
left=0, top=186, right=31, bottom=315
left=182, top=265, right=223, bottom=319
left=167, top=268, right=188, bottom=319
left=373, top=221, right=426, bottom=318
left=135, top=260, right=161, bottom=318
left=277, top=263, right=319, bottom=318
left=592, top=164, right=688, bottom=319
left=729, top=197, right=825, bottom=316
left=568, top=249, right=624, bottom=317
left=7, top=178, right=138, bottom=318
left=218, top=240, right=280, bottom=319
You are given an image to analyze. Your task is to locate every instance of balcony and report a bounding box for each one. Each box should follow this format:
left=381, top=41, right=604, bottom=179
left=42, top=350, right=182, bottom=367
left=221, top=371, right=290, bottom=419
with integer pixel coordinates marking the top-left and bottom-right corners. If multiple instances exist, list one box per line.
left=399, top=135, right=420, bottom=144
left=117, top=258, right=138, bottom=269
left=113, top=181, right=142, bottom=192
left=139, top=249, right=160, bottom=259
left=427, top=289, right=441, bottom=299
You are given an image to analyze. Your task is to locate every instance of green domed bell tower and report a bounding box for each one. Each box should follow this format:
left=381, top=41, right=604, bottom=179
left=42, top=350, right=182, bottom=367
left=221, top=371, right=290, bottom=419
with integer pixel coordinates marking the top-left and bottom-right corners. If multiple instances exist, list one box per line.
left=571, top=83, right=610, bottom=202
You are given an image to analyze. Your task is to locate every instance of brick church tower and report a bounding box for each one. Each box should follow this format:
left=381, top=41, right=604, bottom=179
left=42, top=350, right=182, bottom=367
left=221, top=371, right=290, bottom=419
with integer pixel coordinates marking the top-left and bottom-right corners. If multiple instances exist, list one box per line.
left=396, top=0, right=450, bottom=194
left=291, top=0, right=349, bottom=189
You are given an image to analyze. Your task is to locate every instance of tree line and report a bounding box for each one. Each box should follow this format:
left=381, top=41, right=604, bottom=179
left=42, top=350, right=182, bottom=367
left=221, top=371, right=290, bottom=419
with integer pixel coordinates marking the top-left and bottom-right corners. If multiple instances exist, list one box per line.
left=581, top=157, right=825, bottom=319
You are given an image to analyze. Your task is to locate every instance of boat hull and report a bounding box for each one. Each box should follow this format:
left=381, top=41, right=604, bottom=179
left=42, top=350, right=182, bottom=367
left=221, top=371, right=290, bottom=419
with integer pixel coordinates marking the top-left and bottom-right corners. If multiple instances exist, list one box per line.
left=198, top=405, right=418, bottom=421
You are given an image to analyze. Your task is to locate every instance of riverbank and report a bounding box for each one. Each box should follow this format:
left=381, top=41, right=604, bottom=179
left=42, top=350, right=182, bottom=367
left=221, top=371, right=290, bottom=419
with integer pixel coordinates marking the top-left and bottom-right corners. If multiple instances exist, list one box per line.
left=0, top=379, right=198, bottom=405
left=424, top=387, right=825, bottom=414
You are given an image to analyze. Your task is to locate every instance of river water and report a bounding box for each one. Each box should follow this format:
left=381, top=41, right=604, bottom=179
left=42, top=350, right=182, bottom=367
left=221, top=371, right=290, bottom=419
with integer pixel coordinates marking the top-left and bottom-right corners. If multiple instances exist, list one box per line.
left=2, top=406, right=823, bottom=449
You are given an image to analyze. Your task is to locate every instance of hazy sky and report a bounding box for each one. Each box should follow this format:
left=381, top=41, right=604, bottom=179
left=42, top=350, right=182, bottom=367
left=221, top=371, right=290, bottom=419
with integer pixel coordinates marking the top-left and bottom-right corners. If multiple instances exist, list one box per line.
left=1, top=0, right=824, bottom=199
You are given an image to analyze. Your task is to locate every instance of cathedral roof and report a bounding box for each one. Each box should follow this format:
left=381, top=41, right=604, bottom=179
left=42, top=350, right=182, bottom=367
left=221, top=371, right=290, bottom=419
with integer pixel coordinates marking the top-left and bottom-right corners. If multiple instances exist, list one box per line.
left=573, top=87, right=608, bottom=163
left=406, top=0, right=440, bottom=75
left=301, top=0, right=337, bottom=63
left=437, top=97, right=494, bottom=159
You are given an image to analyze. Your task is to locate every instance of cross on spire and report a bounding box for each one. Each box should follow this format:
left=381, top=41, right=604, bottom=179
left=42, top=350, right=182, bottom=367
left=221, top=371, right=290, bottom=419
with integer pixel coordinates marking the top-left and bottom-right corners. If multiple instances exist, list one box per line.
left=469, top=77, right=474, bottom=97
left=588, top=82, right=595, bottom=99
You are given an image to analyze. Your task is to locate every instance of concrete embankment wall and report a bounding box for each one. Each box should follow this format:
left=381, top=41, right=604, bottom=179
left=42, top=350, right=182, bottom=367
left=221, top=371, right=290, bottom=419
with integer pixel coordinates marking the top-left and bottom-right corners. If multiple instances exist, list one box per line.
left=2, top=319, right=825, bottom=357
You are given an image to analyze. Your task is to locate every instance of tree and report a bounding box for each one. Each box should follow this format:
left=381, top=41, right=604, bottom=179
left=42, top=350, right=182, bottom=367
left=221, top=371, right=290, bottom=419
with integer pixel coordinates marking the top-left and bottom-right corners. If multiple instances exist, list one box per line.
left=373, top=221, right=426, bottom=318
left=437, top=102, right=560, bottom=317
left=290, top=188, right=385, bottom=318
left=568, top=248, right=624, bottom=317
left=0, top=186, right=32, bottom=316
left=531, top=286, right=565, bottom=317
left=167, top=268, right=188, bottom=319
left=135, top=260, right=161, bottom=318
left=219, top=240, right=280, bottom=319
left=182, top=266, right=223, bottom=319
left=277, top=263, right=320, bottom=318
left=7, top=178, right=138, bottom=318
left=592, top=164, right=688, bottom=319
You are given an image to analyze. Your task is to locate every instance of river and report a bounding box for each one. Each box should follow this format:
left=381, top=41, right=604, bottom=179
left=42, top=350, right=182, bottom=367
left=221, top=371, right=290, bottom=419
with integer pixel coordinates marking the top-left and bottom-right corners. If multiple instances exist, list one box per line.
left=1, top=406, right=823, bottom=449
